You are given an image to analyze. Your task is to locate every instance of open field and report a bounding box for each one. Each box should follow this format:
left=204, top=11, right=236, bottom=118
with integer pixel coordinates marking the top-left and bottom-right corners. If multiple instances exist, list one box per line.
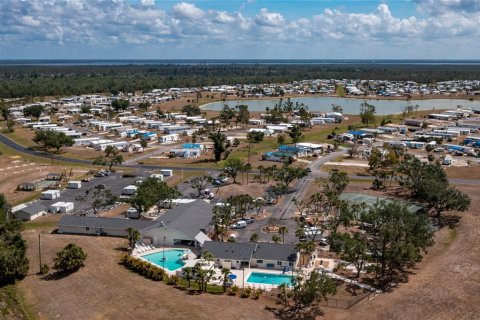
left=18, top=229, right=277, bottom=320
left=0, top=153, right=90, bottom=205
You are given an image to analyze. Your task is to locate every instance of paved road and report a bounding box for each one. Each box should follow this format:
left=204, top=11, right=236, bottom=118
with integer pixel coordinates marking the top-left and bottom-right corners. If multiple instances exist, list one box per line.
left=3, top=133, right=480, bottom=185
left=0, top=133, right=223, bottom=173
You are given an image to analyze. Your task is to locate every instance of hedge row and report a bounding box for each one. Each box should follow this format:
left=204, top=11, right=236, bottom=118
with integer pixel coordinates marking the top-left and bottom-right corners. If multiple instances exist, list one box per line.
left=120, top=254, right=165, bottom=281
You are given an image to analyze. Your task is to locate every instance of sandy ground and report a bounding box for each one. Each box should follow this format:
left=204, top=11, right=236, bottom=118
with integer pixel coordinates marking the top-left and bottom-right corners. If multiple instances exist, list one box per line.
left=19, top=231, right=277, bottom=320
left=0, top=155, right=89, bottom=204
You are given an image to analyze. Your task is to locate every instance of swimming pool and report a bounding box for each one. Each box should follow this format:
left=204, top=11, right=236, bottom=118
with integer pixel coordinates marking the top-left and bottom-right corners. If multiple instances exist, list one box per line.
left=141, top=249, right=189, bottom=272
left=246, top=272, right=294, bottom=286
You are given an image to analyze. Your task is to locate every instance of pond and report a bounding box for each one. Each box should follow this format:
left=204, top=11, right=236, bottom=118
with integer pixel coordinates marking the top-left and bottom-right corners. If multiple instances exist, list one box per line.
left=200, top=96, right=480, bottom=115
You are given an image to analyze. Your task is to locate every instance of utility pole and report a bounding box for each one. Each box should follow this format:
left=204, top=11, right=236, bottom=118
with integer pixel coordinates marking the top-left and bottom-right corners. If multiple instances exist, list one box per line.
left=38, top=234, right=42, bottom=272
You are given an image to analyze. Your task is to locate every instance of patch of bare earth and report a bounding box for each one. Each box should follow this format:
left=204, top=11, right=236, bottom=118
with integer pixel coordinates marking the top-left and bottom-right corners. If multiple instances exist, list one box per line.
left=18, top=231, right=276, bottom=320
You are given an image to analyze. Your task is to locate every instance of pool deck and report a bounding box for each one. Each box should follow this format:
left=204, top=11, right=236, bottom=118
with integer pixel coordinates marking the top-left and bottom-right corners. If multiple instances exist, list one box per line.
left=229, top=268, right=298, bottom=291
left=133, top=246, right=197, bottom=274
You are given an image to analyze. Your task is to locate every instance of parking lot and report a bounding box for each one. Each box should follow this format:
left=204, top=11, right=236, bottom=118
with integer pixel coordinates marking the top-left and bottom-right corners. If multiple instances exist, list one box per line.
left=35, top=171, right=152, bottom=215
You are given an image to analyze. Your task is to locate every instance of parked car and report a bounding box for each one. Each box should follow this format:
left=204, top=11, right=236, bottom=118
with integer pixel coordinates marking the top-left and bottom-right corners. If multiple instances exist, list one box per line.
left=434, top=147, right=444, bottom=153
left=244, top=218, right=255, bottom=224
left=230, top=221, right=247, bottom=229
left=95, top=184, right=106, bottom=189
left=81, top=177, right=92, bottom=182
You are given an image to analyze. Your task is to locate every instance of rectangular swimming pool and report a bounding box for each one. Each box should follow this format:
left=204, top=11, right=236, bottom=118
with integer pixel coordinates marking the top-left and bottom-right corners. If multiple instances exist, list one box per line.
left=141, top=249, right=189, bottom=272
left=246, top=272, right=294, bottom=286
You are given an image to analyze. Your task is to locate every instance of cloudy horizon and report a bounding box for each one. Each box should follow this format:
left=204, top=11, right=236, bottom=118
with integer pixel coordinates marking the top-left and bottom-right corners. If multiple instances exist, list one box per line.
left=1, top=0, right=479, bottom=60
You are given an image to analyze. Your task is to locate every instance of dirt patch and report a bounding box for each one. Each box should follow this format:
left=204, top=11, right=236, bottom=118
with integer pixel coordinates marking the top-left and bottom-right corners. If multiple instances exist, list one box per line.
left=18, top=231, right=277, bottom=320
left=0, top=155, right=89, bottom=204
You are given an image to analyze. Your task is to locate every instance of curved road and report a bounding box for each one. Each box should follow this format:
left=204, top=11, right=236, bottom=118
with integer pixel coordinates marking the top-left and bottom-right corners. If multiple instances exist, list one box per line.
left=0, top=133, right=223, bottom=172
left=1, top=133, right=479, bottom=185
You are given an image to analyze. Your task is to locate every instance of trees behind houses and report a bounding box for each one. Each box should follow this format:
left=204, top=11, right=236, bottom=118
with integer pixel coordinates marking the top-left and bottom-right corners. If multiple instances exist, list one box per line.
left=111, top=99, right=130, bottom=112
left=33, top=130, right=74, bottom=153
left=181, top=104, right=201, bottom=116
left=128, top=177, right=179, bottom=214
left=23, top=105, right=44, bottom=120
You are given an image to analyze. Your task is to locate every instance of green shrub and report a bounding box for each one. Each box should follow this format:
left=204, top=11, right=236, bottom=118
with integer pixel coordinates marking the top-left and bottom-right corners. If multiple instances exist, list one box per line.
left=240, top=287, right=252, bottom=298
left=251, top=288, right=264, bottom=300
left=120, top=254, right=165, bottom=281
left=166, top=275, right=178, bottom=285
left=227, top=285, right=239, bottom=296
left=40, top=263, right=50, bottom=275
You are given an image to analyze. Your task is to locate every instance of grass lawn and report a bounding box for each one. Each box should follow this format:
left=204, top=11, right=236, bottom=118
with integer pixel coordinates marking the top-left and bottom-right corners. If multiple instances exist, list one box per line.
left=24, top=215, right=61, bottom=231
left=0, top=284, right=35, bottom=320
left=3, top=127, right=36, bottom=148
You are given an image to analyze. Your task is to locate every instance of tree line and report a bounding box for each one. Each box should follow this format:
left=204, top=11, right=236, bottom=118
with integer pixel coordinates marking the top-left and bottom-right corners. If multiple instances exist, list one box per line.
left=3, top=63, right=480, bottom=98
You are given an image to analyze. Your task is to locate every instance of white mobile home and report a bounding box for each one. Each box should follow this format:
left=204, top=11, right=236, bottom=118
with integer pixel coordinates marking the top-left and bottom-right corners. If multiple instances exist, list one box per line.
left=122, top=185, right=138, bottom=196
left=41, top=190, right=60, bottom=200
left=169, top=148, right=201, bottom=158
left=50, top=202, right=74, bottom=213
left=68, top=181, right=82, bottom=189
left=158, top=134, right=180, bottom=144
left=74, top=137, right=100, bottom=146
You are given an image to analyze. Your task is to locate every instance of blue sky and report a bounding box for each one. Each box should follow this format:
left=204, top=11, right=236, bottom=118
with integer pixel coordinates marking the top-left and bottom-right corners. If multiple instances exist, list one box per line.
left=1, top=0, right=479, bottom=59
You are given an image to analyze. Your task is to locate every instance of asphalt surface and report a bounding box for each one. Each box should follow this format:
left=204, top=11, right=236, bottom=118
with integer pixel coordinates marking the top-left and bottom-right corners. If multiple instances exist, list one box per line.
left=4, top=132, right=480, bottom=244
left=0, top=133, right=223, bottom=172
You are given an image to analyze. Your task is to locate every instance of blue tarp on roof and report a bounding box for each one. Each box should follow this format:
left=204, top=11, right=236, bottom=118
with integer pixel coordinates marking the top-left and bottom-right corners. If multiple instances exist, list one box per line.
left=182, top=143, right=202, bottom=149
left=348, top=131, right=366, bottom=136
left=279, top=145, right=301, bottom=153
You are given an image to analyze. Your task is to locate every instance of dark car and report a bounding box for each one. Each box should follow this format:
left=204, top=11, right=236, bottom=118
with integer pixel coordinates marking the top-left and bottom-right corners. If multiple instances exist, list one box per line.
left=95, top=184, right=106, bottom=189
left=244, top=218, right=255, bottom=224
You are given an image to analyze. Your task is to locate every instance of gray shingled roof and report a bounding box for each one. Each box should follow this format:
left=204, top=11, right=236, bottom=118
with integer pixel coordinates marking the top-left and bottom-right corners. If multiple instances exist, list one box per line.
left=252, top=243, right=297, bottom=262
left=203, top=241, right=257, bottom=261
left=58, top=215, right=157, bottom=231
left=19, top=203, right=48, bottom=216
left=203, top=241, right=298, bottom=262
left=154, top=200, right=213, bottom=238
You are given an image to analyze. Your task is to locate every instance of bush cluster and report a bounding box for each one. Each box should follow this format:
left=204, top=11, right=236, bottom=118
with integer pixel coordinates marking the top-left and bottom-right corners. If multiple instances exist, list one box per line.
left=120, top=254, right=165, bottom=281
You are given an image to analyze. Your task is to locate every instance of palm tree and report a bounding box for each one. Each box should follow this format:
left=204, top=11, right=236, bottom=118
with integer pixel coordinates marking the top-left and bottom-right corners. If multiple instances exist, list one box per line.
left=221, top=267, right=231, bottom=292
left=126, top=227, right=140, bottom=249
left=278, top=226, right=288, bottom=244
left=272, top=235, right=281, bottom=243
left=201, top=250, right=214, bottom=263
left=183, top=267, right=193, bottom=288
left=277, top=283, right=290, bottom=307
